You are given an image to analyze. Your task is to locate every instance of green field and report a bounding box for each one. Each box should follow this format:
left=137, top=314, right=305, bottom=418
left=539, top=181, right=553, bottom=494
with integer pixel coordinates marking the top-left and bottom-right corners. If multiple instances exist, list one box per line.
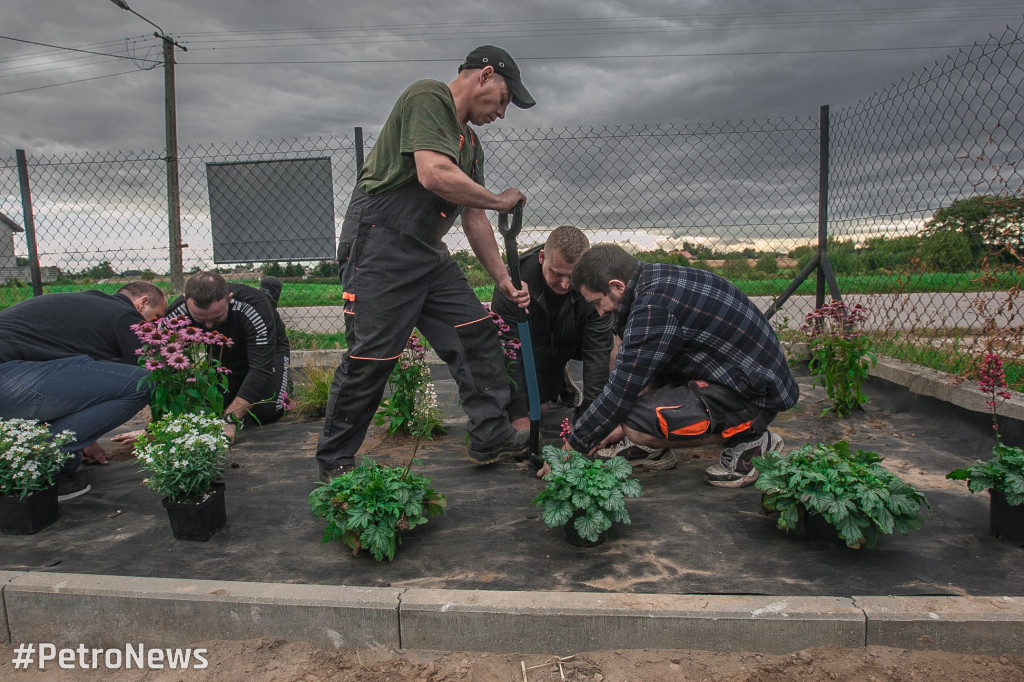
left=3, top=270, right=1019, bottom=312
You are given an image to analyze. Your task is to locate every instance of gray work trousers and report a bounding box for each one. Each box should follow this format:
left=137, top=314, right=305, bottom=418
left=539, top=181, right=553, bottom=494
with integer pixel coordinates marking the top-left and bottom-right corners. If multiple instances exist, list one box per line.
left=316, top=223, right=513, bottom=469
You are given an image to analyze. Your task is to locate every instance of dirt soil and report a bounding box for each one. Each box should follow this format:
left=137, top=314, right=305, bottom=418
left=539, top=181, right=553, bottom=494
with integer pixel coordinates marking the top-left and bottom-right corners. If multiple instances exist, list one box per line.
left=3, top=639, right=1023, bottom=681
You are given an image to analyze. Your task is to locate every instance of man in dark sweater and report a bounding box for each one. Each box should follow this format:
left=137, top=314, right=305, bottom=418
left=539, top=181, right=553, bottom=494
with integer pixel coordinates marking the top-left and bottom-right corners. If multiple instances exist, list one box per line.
left=0, top=282, right=167, bottom=499
left=166, top=271, right=290, bottom=442
left=490, top=225, right=613, bottom=429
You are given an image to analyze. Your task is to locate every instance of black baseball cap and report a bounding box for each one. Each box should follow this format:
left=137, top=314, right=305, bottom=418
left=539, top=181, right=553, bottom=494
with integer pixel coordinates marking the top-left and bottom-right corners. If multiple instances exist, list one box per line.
left=459, top=45, right=536, bottom=109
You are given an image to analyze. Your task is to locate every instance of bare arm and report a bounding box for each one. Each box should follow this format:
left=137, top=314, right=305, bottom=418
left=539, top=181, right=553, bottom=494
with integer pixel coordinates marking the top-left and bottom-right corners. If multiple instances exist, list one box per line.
left=462, top=207, right=529, bottom=309
left=414, top=149, right=524, bottom=212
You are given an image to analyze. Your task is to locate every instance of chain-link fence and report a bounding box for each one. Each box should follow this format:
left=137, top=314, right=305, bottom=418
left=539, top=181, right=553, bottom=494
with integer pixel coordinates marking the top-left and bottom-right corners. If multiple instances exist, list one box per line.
left=2, top=21, right=1022, bottom=360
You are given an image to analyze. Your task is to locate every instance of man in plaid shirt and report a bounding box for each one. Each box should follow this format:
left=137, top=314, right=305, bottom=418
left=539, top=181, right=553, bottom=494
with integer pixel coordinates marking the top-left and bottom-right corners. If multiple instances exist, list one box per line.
left=555, top=243, right=799, bottom=488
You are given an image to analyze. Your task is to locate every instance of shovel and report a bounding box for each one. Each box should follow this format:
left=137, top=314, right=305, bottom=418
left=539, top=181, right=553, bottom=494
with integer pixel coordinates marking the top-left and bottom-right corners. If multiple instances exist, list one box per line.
left=497, top=203, right=542, bottom=466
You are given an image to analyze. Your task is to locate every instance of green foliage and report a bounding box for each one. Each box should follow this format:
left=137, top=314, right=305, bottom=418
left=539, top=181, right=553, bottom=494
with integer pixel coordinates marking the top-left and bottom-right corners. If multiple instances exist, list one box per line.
left=531, top=445, right=643, bottom=543
left=290, top=362, right=335, bottom=420
left=308, top=458, right=448, bottom=562
left=635, top=249, right=691, bottom=267
left=754, top=441, right=930, bottom=549
left=0, top=419, right=75, bottom=499
left=800, top=300, right=877, bottom=417
left=374, top=332, right=445, bottom=440
left=310, top=261, right=339, bottom=278
left=134, top=413, right=230, bottom=503
left=83, top=260, right=116, bottom=279
left=947, top=442, right=1024, bottom=506
left=755, top=254, right=779, bottom=275
left=262, top=262, right=285, bottom=277
left=923, top=195, right=1024, bottom=264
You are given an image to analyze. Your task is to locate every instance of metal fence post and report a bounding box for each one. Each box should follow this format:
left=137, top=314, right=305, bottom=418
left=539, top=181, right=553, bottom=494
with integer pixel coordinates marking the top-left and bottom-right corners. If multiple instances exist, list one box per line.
left=354, top=126, right=364, bottom=174
left=15, top=149, right=43, bottom=297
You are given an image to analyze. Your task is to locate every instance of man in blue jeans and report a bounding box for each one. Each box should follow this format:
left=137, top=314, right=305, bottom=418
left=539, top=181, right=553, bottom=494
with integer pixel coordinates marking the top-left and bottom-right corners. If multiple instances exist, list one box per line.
left=0, top=282, right=166, bottom=500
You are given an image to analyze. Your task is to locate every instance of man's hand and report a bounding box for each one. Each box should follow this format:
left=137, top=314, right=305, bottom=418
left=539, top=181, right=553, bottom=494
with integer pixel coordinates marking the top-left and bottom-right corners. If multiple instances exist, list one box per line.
left=111, top=430, right=145, bottom=444
left=498, top=277, right=530, bottom=309
left=222, top=420, right=238, bottom=446
left=495, top=188, right=526, bottom=213
left=80, top=442, right=109, bottom=465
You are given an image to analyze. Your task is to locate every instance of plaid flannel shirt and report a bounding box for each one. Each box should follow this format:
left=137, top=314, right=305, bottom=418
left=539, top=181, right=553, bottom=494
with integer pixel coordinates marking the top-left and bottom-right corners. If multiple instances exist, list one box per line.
left=567, top=263, right=799, bottom=454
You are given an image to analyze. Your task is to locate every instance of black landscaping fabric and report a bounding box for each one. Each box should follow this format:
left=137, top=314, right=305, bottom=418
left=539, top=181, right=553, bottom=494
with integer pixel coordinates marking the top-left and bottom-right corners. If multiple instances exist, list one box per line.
left=2, top=365, right=1022, bottom=597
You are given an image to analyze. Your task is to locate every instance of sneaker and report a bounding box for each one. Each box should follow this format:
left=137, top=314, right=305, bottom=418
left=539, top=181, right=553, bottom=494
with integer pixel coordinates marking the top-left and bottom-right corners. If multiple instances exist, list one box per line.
left=595, top=437, right=666, bottom=462
left=56, top=472, right=92, bottom=501
left=318, top=462, right=354, bottom=483
left=468, top=429, right=530, bottom=465
left=259, top=276, right=283, bottom=309
left=705, top=431, right=784, bottom=488
left=552, top=365, right=582, bottom=409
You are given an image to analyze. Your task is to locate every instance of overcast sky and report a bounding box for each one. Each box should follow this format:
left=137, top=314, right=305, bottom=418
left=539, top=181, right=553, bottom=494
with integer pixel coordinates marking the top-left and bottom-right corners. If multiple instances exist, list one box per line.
left=2, top=1, right=1023, bottom=158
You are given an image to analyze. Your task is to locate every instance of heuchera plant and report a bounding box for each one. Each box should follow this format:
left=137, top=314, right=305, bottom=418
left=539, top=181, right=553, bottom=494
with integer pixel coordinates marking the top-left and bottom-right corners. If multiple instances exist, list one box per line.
left=754, top=441, right=930, bottom=549
left=0, top=419, right=74, bottom=500
left=946, top=352, right=1024, bottom=506
left=531, top=419, right=643, bottom=543
left=375, top=331, right=444, bottom=440
left=131, top=315, right=232, bottom=419
left=801, top=300, right=877, bottom=417
left=308, top=457, right=447, bottom=562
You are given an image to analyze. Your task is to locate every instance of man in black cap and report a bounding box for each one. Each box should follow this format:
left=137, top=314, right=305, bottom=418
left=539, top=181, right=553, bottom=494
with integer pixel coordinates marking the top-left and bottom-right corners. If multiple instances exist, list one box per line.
left=316, top=45, right=537, bottom=481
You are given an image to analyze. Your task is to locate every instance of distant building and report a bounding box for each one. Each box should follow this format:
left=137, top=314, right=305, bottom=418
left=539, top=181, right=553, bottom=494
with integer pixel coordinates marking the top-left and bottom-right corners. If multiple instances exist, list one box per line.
left=0, top=211, right=60, bottom=285
left=0, top=210, right=21, bottom=269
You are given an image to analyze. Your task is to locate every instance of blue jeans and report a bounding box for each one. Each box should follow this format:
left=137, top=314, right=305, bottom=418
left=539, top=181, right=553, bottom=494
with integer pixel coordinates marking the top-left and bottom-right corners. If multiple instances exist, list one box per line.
left=0, top=356, right=150, bottom=471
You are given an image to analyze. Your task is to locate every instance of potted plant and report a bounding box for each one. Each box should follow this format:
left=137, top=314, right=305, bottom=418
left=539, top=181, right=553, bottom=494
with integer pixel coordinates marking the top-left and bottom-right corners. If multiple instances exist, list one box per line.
left=130, top=315, right=232, bottom=420
left=134, top=413, right=230, bottom=541
left=0, top=419, right=75, bottom=535
left=532, top=421, right=644, bottom=547
left=946, top=353, right=1024, bottom=544
left=799, top=300, right=877, bottom=417
left=308, top=456, right=447, bottom=562
left=754, top=440, right=930, bottom=549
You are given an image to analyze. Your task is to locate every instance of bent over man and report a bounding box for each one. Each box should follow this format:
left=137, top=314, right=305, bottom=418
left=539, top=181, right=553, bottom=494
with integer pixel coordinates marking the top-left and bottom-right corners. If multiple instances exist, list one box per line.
left=315, top=45, right=537, bottom=481
left=557, top=244, right=799, bottom=488
left=167, top=271, right=291, bottom=442
left=0, top=282, right=167, bottom=499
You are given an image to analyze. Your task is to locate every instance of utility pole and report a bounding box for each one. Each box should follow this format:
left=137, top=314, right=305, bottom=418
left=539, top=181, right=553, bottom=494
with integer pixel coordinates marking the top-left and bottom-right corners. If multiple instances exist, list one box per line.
left=110, top=0, right=187, bottom=293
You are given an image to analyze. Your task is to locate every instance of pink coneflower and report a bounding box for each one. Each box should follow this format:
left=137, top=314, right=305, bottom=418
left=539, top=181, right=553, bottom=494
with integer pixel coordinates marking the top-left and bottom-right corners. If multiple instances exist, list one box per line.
left=144, top=359, right=165, bottom=371
left=166, top=354, right=190, bottom=370
left=279, top=392, right=296, bottom=411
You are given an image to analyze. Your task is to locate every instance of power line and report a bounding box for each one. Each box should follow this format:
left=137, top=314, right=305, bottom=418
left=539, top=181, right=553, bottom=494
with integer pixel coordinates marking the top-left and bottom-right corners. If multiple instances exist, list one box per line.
left=0, top=68, right=142, bottom=96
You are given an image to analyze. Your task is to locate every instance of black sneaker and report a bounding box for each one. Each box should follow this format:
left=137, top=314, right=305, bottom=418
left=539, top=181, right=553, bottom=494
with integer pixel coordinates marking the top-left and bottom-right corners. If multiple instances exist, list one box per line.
left=467, top=429, right=530, bottom=465
left=705, top=431, right=784, bottom=488
left=552, top=366, right=582, bottom=409
left=56, top=472, right=92, bottom=501
left=259, top=276, right=283, bottom=309
left=318, top=462, right=354, bottom=483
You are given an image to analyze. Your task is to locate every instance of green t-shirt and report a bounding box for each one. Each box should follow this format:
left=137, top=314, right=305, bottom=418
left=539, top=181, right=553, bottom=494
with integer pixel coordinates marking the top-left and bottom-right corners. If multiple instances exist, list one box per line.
left=358, top=79, right=485, bottom=195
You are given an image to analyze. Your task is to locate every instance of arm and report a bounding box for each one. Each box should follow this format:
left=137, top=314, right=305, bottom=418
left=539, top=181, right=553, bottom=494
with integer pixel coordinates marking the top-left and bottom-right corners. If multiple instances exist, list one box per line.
left=462, top=207, right=529, bottom=307
left=579, top=304, right=614, bottom=411
left=414, top=149, right=524, bottom=212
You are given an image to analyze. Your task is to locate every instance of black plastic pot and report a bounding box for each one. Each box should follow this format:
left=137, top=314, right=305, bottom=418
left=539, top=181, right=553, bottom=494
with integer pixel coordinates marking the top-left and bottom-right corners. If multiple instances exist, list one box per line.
left=563, top=510, right=608, bottom=547
left=803, top=510, right=847, bottom=547
left=162, top=482, right=226, bottom=541
left=0, top=485, right=59, bottom=535
left=989, top=489, right=1024, bottom=546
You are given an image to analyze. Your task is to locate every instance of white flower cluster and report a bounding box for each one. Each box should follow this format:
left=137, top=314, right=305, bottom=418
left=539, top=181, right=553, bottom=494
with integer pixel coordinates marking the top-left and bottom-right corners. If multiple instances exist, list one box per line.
left=135, top=413, right=230, bottom=502
left=0, top=418, right=75, bottom=497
